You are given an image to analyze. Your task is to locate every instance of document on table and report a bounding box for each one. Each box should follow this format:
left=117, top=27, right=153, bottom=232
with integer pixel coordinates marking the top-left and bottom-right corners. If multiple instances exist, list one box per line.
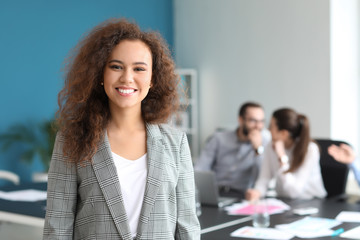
left=340, top=226, right=360, bottom=239
left=225, top=198, right=290, bottom=215
left=275, top=216, right=342, bottom=238
left=335, top=211, right=360, bottom=222
left=230, top=226, right=294, bottom=240
left=0, top=189, right=47, bottom=202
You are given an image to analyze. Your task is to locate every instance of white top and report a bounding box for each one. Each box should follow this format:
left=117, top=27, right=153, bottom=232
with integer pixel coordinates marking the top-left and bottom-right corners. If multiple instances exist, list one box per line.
left=254, top=141, right=327, bottom=199
left=112, top=152, right=147, bottom=238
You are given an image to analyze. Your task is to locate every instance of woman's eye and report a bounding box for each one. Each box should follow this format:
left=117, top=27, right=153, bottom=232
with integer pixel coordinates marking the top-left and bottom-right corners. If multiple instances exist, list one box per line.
left=134, top=67, right=145, bottom=72
left=110, top=65, right=122, bottom=70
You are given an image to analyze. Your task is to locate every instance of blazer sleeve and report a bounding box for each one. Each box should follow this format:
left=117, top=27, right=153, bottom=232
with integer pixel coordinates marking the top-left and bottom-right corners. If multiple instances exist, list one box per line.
left=175, top=133, right=201, bottom=240
left=43, top=133, right=78, bottom=240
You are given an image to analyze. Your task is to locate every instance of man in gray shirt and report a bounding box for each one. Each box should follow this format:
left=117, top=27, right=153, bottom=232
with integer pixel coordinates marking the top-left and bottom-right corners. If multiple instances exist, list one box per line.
left=195, top=102, right=271, bottom=198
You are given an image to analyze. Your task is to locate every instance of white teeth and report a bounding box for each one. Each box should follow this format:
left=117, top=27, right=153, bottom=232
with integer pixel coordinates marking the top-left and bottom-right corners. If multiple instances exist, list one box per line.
left=118, top=89, right=135, bottom=94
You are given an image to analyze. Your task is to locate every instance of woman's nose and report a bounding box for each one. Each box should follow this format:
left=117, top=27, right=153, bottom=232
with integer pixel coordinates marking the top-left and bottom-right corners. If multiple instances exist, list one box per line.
left=121, top=69, right=134, bottom=83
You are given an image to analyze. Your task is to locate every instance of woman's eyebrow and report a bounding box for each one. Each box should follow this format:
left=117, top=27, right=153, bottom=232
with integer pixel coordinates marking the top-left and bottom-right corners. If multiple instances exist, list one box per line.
left=133, top=62, right=148, bottom=66
left=108, top=59, right=148, bottom=66
left=108, top=59, right=123, bottom=64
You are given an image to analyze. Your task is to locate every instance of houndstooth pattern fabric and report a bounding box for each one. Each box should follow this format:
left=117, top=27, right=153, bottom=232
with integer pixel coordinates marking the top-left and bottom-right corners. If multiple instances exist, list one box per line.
left=43, top=123, right=200, bottom=240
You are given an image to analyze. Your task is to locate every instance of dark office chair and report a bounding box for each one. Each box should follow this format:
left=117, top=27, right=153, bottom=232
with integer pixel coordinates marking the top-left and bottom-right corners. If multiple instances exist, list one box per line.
left=314, top=139, right=350, bottom=198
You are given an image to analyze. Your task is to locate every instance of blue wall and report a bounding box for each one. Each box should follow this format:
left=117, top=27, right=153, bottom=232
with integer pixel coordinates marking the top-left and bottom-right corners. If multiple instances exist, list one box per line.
left=0, top=0, right=174, bottom=184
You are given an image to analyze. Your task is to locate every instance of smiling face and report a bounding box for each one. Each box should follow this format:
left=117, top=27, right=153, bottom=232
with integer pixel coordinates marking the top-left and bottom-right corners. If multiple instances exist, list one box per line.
left=103, top=39, right=153, bottom=114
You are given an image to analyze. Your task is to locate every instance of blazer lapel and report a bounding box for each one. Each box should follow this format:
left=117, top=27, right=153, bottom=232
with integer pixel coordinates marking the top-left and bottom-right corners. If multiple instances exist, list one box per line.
left=91, top=131, right=132, bottom=240
left=138, top=123, right=166, bottom=225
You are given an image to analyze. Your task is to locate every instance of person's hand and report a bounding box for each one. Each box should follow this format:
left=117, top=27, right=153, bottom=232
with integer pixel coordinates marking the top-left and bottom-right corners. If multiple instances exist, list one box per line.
left=246, top=189, right=261, bottom=201
left=248, top=129, right=262, bottom=149
left=272, top=140, right=286, bottom=162
left=328, top=143, right=356, bottom=164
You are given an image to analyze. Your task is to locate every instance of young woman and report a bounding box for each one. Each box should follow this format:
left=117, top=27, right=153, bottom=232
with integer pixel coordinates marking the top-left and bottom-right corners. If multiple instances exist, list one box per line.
left=43, top=19, right=200, bottom=240
left=246, top=108, right=327, bottom=200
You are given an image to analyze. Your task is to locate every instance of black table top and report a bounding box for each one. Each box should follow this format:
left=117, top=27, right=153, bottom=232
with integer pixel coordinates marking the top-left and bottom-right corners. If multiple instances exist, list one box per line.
left=199, top=196, right=360, bottom=240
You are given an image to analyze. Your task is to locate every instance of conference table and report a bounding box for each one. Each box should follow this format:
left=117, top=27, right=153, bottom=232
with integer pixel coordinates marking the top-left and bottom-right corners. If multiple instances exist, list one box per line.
left=1, top=182, right=360, bottom=239
left=199, top=196, right=360, bottom=240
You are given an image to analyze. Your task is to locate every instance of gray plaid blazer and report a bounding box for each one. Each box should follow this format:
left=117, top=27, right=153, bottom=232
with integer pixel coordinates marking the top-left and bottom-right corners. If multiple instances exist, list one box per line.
left=43, top=123, right=200, bottom=240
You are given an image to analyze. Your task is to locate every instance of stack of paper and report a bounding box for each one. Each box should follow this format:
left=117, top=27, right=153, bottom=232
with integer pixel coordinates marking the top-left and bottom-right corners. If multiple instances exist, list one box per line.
left=225, top=198, right=290, bottom=216
left=275, top=216, right=342, bottom=238
left=335, top=211, right=360, bottom=222
left=340, top=226, right=360, bottom=239
left=230, top=226, right=294, bottom=240
left=335, top=212, right=360, bottom=239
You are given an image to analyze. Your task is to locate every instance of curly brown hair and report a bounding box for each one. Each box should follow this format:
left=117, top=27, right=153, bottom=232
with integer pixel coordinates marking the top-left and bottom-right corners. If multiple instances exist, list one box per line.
left=56, top=18, right=180, bottom=164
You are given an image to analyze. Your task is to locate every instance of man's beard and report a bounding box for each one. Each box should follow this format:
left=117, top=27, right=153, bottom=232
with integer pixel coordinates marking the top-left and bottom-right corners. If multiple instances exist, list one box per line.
left=242, top=125, right=249, bottom=136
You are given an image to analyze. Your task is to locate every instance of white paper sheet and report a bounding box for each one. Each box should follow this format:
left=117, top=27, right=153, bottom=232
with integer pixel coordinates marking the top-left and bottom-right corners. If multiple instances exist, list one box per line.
left=0, top=189, right=47, bottom=202
left=340, top=226, right=360, bottom=239
left=275, top=216, right=342, bottom=238
left=336, top=211, right=360, bottom=222
left=230, top=226, right=294, bottom=240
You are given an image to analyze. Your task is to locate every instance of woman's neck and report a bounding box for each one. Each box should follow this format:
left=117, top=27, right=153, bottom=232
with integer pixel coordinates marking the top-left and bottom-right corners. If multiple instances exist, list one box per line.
left=108, top=107, right=145, bottom=132
left=107, top=107, right=147, bottom=160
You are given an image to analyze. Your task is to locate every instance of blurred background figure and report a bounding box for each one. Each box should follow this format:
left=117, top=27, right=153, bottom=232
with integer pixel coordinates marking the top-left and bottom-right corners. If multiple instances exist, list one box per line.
left=246, top=108, right=326, bottom=201
left=328, top=144, right=360, bottom=186
left=195, top=102, right=271, bottom=199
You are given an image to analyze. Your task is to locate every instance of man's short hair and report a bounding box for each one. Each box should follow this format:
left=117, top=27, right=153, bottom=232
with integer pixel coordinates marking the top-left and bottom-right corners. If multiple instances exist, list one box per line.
left=239, top=102, right=263, bottom=117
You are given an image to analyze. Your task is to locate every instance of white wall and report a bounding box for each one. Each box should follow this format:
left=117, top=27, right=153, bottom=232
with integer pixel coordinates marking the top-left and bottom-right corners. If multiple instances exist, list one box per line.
left=174, top=0, right=331, bottom=150
left=330, top=0, right=360, bottom=195
left=330, top=0, right=359, bottom=152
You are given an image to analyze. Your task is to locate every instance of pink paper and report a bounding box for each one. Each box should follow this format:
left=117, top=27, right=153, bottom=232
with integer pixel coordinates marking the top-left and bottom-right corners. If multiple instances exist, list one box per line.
left=230, top=204, right=283, bottom=215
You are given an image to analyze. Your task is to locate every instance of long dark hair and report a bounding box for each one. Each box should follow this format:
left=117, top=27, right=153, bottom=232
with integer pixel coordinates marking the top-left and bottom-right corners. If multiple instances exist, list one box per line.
left=273, top=108, right=310, bottom=173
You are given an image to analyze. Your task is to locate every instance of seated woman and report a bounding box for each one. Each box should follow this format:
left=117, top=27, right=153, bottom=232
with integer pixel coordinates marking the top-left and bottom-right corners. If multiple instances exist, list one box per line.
left=246, top=108, right=327, bottom=200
